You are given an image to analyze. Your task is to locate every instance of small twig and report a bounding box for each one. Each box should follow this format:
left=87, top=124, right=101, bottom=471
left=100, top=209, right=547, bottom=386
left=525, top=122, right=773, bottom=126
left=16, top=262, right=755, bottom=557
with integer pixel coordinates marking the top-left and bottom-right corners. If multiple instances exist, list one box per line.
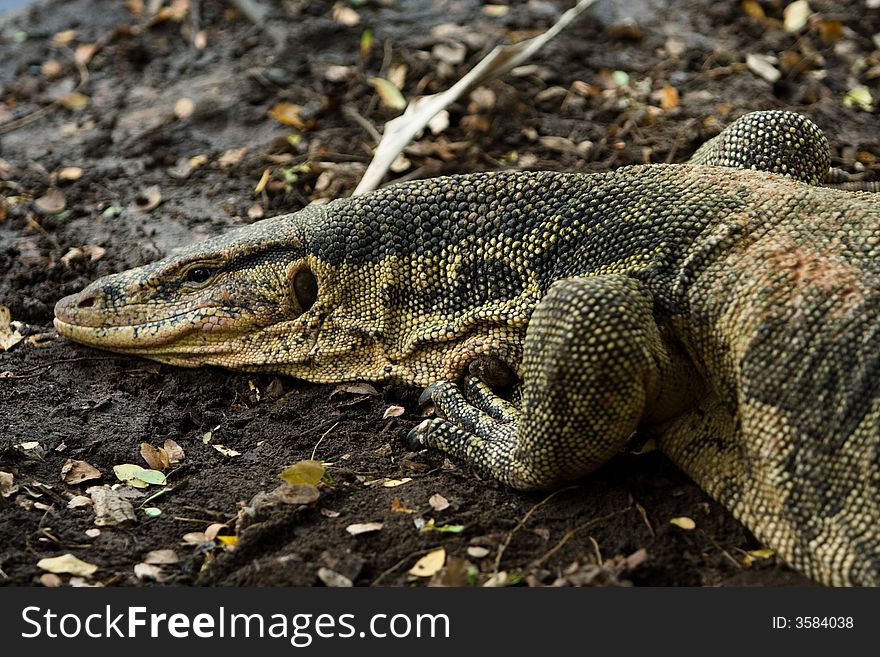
left=634, top=500, right=655, bottom=537
left=0, top=356, right=121, bottom=380
left=190, top=0, right=202, bottom=48
left=342, top=106, right=382, bottom=143
left=311, top=420, right=340, bottom=461
left=371, top=549, right=429, bottom=586
left=493, top=485, right=578, bottom=575
left=529, top=504, right=632, bottom=569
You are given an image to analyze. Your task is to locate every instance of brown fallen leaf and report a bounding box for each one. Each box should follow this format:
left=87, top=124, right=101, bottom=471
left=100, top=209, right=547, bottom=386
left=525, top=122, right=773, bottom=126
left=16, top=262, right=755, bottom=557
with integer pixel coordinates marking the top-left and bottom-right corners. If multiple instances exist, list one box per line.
left=58, top=92, right=90, bottom=111
left=218, top=147, right=247, bottom=168
left=317, top=567, right=353, bottom=587
left=390, top=497, right=416, bottom=514
left=163, top=439, right=184, bottom=464
left=60, top=459, right=101, bottom=485
left=134, top=562, right=166, bottom=582
left=346, top=522, right=384, bottom=536
left=74, top=42, right=99, bottom=66
left=131, top=185, right=162, bottom=213
left=428, top=493, right=450, bottom=511
left=267, top=102, right=306, bottom=129
left=143, top=549, right=179, bottom=565
left=56, top=166, right=83, bottom=181
left=383, top=405, right=405, bottom=419
left=37, top=554, right=98, bottom=577
left=466, top=545, right=490, bottom=559
left=60, top=245, right=106, bottom=266
left=0, top=471, right=18, bottom=498
left=35, top=188, right=66, bottom=214
left=669, top=516, right=696, bottom=530
left=174, top=97, right=195, bottom=119
left=0, top=306, right=24, bottom=352
left=40, top=573, right=63, bottom=587
left=409, top=547, right=446, bottom=577
left=140, top=442, right=170, bottom=470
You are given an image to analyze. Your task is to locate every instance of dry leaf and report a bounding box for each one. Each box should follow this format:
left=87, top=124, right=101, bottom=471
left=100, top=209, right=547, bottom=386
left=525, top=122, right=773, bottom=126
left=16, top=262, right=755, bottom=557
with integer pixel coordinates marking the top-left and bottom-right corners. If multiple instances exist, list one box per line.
left=331, top=382, right=379, bottom=397
left=390, top=497, right=416, bottom=514
left=381, top=477, right=412, bottom=488
left=218, top=147, right=247, bottom=168
left=58, top=92, right=90, bottom=111
left=174, top=97, right=195, bottom=119
left=669, top=516, right=696, bottom=530
left=163, top=439, right=184, bottom=464
left=60, top=459, right=101, bottom=485
left=61, top=245, right=106, bottom=266
left=204, top=523, right=227, bottom=541
left=182, top=531, right=210, bottom=546
left=383, top=405, right=405, bottom=419
left=346, top=522, right=384, bottom=536
left=317, top=567, right=353, bottom=587
left=134, top=562, right=166, bottom=581
left=409, top=547, right=446, bottom=577
left=783, top=0, right=810, bottom=32
left=466, top=546, right=489, bottom=559
left=745, top=53, right=780, bottom=84
left=370, top=77, right=407, bottom=110
left=40, top=573, right=63, bottom=587
left=254, top=168, right=271, bottom=194
left=56, top=166, right=83, bottom=181
left=0, top=307, right=24, bottom=352
left=131, top=185, right=162, bottom=213
left=53, top=29, right=76, bottom=45
left=267, top=102, right=306, bottom=129
left=0, top=471, right=18, bottom=498
left=213, top=444, right=241, bottom=457
left=37, top=554, right=98, bottom=577
left=428, top=493, right=450, bottom=511
left=84, top=528, right=101, bottom=538
left=248, top=203, right=264, bottom=219
left=67, top=495, right=92, bottom=508
left=140, top=443, right=170, bottom=470
left=144, top=549, right=179, bottom=564
left=74, top=43, right=99, bottom=66
left=332, top=3, right=360, bottom=26
left=35, top=188, right=66, bottom=214
left=659, top=84, right=679, bottom=110
left=42, top=59, right=62, bottom=77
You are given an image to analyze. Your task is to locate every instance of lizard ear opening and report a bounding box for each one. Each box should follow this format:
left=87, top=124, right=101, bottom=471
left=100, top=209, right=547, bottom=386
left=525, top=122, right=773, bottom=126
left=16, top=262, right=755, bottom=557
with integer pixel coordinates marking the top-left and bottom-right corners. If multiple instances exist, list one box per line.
left=288, top=262, right=318, bottom=315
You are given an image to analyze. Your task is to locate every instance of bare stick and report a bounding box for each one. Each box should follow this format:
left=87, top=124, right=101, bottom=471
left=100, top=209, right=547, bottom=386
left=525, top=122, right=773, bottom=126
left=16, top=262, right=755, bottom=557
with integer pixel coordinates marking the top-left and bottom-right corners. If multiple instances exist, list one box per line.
left=353, top=0, right=598, bottom=195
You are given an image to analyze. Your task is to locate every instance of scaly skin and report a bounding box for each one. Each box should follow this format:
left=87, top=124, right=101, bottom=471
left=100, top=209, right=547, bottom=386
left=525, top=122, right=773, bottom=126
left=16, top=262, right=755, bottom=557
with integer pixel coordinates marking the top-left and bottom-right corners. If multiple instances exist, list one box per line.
left=54, top=112, right=880, bottom=585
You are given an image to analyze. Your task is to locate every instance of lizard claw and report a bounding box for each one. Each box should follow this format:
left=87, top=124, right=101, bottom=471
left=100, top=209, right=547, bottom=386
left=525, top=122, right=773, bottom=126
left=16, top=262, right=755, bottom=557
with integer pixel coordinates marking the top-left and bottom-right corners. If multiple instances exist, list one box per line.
left=406, top=418, right=441, bottom=450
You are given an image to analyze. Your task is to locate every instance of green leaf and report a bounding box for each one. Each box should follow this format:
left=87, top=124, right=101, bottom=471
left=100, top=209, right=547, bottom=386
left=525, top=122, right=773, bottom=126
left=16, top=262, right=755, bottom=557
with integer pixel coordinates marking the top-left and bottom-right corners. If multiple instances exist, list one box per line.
left=279, top=459, right=325, bottom=486
left=113, top=463, right=167, bottom=487
left=143, top=507, right=162, bottom=517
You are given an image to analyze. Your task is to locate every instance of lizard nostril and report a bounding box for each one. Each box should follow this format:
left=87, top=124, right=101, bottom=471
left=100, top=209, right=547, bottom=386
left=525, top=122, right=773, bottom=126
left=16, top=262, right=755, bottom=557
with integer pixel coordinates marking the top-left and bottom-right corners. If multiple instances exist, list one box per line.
left=77, top=296, right=96, bottom=309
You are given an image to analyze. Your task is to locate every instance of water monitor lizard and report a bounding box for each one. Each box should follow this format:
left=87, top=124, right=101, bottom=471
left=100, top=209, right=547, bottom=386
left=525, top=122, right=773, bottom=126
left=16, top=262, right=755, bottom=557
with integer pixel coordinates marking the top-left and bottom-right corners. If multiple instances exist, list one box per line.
left=54, top=111, right=880, bottom=586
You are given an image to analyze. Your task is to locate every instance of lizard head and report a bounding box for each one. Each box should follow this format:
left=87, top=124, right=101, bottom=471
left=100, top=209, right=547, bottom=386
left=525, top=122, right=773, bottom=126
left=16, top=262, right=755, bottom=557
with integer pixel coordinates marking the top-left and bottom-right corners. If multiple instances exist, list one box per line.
left=55, top=175, right=541, bottom=385
left=53, top=209, right=341, bottom=376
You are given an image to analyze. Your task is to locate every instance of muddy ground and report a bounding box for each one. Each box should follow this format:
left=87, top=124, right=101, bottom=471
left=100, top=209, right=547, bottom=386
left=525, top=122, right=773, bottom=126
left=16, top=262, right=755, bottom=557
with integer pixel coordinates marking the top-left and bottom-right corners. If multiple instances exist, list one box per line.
left=1, top=0, right=878, bottom=587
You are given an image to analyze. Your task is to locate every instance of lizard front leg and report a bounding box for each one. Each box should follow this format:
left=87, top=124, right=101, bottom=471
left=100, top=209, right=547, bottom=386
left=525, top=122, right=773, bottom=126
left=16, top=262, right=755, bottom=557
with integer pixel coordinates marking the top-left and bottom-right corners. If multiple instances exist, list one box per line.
left=409, top=274, right=678, bottom=490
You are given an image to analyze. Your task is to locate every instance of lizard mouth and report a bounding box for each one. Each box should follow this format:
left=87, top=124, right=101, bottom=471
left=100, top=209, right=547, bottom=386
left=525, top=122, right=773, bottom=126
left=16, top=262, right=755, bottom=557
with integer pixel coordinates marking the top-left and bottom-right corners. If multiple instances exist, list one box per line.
left=52, top=312, right=201, bottom=349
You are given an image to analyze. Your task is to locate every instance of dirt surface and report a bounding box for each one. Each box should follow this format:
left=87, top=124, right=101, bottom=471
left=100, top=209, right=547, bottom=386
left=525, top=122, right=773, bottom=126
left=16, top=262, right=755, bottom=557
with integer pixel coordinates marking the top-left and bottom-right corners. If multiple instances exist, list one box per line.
left=1, top=0, right=878, bottom=587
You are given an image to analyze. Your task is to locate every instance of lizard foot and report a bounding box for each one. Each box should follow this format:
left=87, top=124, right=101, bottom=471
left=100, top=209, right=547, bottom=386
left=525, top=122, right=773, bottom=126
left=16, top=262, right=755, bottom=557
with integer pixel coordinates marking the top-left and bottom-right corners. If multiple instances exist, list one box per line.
left=406, top=375, right=519, bottom=456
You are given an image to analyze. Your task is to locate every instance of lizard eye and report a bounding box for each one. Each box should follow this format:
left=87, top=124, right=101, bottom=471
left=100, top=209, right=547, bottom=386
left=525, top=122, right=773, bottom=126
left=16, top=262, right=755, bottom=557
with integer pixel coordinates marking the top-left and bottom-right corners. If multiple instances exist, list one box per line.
left=293, top=266, right=318, bottom=313
left=185, top=267, right=213, bottom=284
